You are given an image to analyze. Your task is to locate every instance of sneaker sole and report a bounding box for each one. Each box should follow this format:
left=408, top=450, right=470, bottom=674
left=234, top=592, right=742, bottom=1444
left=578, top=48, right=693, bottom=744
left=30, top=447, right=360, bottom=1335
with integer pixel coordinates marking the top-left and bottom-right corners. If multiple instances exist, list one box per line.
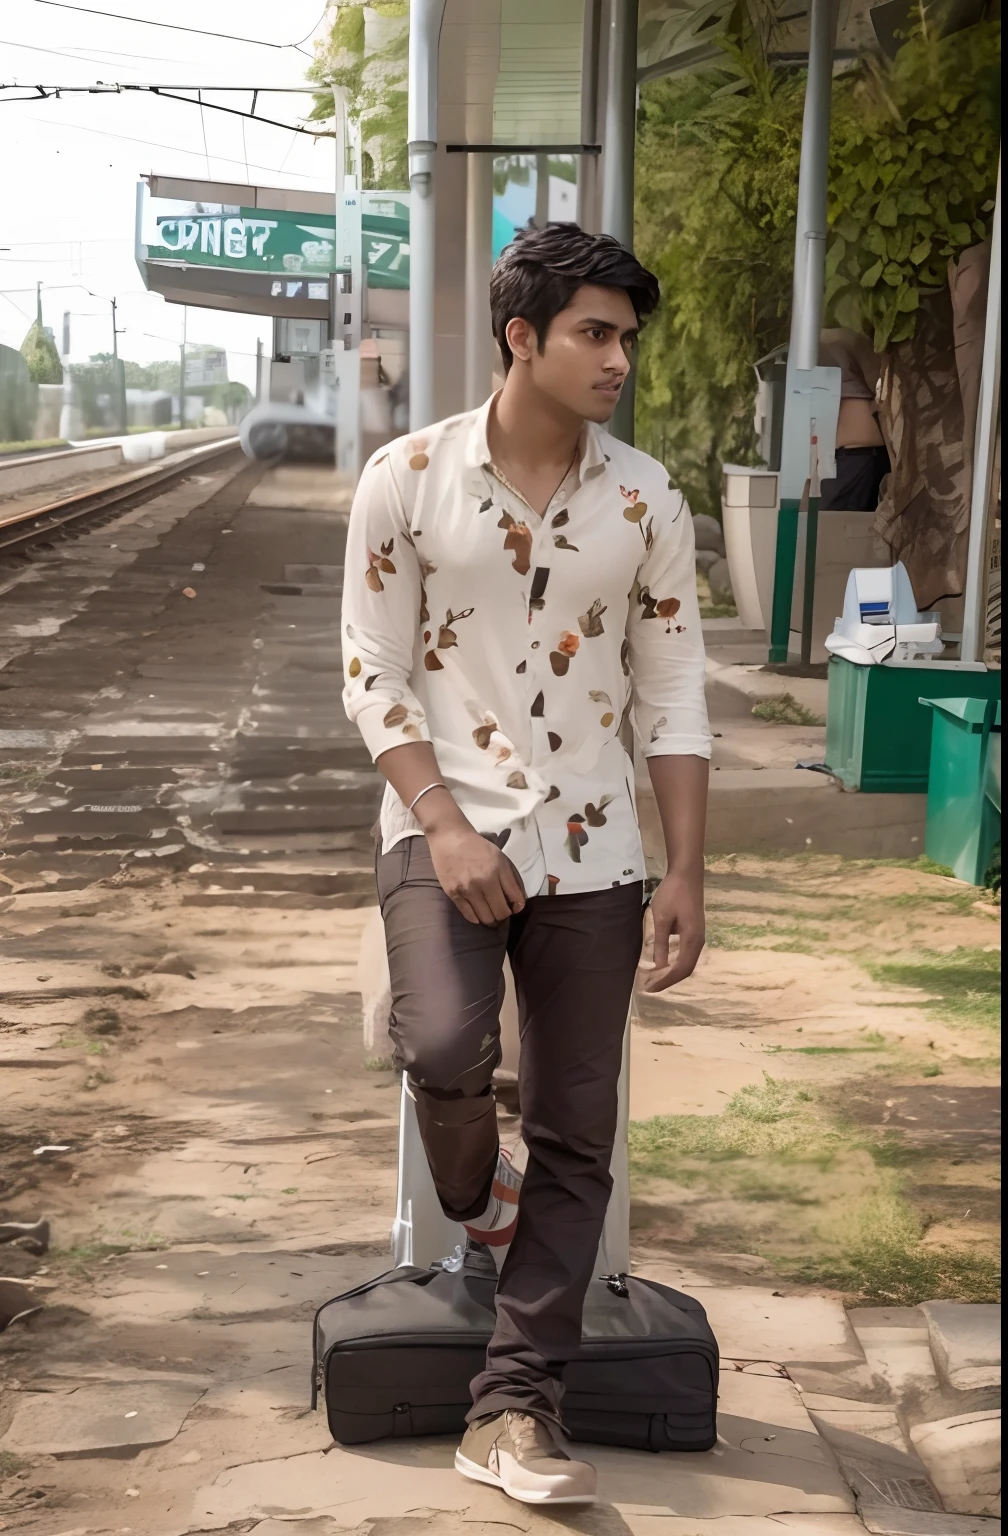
left=455, top=1450, right=597, bottom=1505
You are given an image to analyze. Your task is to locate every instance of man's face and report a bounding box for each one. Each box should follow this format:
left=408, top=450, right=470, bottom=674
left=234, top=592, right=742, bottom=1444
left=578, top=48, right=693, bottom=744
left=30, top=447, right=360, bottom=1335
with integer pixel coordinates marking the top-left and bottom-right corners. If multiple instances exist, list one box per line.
left=507, top=284, right=639, bottom=423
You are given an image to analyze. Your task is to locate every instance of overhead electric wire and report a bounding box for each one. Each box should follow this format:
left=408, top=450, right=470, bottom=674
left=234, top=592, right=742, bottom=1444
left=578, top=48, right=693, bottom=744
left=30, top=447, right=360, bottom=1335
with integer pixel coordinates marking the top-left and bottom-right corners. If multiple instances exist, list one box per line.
left=27, top=0, right=328, bottom=51
left=0, top=84, right=331, bottom=141
left=9, top=112, right=333, bottom=180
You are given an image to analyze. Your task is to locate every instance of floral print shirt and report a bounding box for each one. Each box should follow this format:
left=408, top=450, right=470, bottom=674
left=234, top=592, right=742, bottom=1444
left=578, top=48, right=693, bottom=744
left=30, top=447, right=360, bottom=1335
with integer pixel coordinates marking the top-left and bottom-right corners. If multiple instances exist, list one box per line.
left=342, top=395, right=710, bottom=897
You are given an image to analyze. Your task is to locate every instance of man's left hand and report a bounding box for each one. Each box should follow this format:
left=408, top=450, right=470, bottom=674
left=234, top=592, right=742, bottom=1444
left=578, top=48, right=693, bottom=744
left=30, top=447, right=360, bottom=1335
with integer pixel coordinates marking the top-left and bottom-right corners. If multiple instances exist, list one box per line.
left=642, top=867, right=705, bottom=992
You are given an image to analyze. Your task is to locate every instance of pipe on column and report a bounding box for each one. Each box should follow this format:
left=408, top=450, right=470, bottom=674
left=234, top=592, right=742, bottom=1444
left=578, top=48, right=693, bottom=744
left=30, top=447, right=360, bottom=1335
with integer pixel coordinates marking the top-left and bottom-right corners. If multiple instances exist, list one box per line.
left=600, top=0, right=639, bottom=444
left=767, top=0, right=837, bottom=664
left=407, top=0, right=447, bottom=432
left=464, top=153, right=495, bottom=409
left=960, top=156, right=1001, bottom=665
left=787, top=0, right=836, bottom=371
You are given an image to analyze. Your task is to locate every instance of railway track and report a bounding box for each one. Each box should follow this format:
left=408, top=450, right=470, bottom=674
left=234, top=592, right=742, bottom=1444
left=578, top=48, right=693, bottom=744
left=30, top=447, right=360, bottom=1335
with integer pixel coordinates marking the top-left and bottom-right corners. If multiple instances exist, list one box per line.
left=0, top=436, right=244, bottom=559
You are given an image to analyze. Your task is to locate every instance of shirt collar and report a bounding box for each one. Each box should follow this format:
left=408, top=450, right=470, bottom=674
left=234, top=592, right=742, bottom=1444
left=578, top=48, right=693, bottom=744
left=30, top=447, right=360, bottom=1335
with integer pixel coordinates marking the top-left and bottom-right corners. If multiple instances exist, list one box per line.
left=464, top=393, right=609, bottom=489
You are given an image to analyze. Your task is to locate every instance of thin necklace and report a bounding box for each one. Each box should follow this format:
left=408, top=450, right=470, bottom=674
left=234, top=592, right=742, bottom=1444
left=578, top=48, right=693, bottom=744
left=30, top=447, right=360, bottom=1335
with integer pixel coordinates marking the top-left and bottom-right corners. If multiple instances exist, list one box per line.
left=490, top=443, right=579, bottom=518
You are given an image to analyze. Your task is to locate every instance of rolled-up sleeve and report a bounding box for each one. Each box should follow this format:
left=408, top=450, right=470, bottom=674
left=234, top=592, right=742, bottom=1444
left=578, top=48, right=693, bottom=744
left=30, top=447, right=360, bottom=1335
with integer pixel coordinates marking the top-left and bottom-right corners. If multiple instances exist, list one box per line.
left=341, top=449, right=431, bottom=759
left=627, top=486, right=711, bottom=759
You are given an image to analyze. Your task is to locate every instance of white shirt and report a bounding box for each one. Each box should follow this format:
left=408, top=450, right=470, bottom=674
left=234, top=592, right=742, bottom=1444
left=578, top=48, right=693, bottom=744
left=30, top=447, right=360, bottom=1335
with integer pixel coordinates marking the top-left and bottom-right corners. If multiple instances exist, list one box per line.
left=342, top=396, right=711, bottom=897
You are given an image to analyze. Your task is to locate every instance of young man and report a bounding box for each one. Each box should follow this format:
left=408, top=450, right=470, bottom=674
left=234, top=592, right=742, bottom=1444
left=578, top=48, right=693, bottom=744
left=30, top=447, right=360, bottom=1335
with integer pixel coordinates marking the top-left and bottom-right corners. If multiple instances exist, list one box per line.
left=342, top=223, right=710, bottom=1506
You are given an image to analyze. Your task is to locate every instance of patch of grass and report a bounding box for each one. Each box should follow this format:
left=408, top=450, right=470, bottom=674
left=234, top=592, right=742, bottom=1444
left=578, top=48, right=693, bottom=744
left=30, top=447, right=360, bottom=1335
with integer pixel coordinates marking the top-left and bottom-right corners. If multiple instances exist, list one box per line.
left=751, top=692, right=826, bottom=727
left=630, top=1074, right=818, bottom=1170
left=781, top=1201, right=1001, bottom=1305
left=225, top=1193, right=254, bottom=1202
left=83, top=1004, right=122, bottom=1036
left=0, top=1449, right=27, bottom=1476
left=866, top=947, right=1001, bottom=1029
left=281, top=1187, right=298, bottom=1195
left=364, top=1054, right=396, bottom=1072
left=767, top=1043, right=887, bottom=1056
left=82, top=1068, right=112, bottom=1090
left=0, top=437, right=68, bottom=453
left=921, top=1062, right=944, bottom=1077
left=854, top=854, right=958, bottom=878
left=631, top=1074, right=1000, bottom=1306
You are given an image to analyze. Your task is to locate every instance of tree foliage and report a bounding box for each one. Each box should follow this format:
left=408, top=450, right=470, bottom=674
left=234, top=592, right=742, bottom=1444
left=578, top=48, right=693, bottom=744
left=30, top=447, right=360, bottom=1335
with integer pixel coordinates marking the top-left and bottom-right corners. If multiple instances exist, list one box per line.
left=307, top=2, right=409, bottom=191
left=635, top=9, right=803, bottom=517
left=825, top=9, right=1000, bottom=350
left=21, top=320, right=63, bottom=385
left=634, top=1, right=1001, bottom=518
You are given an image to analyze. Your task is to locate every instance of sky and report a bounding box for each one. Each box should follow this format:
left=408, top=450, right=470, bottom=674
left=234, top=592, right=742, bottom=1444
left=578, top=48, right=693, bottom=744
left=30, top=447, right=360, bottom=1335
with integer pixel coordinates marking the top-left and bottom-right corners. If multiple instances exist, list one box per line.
left=0, top=0, right=337, bottom=392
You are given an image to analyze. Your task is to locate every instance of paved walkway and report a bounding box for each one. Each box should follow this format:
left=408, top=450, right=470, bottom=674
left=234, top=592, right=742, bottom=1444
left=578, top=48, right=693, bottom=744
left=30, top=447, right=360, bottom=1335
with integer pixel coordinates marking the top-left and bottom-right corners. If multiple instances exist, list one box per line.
left=0, top=466, right=998, bottom=1534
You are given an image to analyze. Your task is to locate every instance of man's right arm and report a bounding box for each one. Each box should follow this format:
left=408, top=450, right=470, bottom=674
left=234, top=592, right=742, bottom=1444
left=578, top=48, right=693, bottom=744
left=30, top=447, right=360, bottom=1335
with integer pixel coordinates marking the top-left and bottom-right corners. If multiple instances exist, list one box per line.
left=341, top=455, right=523, bottom=926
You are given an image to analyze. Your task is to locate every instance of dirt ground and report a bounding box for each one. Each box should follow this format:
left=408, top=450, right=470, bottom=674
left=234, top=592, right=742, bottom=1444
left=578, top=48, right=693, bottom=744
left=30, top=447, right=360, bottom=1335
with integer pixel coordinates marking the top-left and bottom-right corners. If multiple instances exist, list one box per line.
left=0, top=843, right=999, bottom=1528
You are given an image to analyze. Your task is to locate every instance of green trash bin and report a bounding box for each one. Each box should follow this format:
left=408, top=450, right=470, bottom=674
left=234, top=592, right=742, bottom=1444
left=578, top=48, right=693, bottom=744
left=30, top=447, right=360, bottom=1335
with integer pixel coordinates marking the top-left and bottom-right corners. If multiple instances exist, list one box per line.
left=919, top=695, right=1002, bottom=884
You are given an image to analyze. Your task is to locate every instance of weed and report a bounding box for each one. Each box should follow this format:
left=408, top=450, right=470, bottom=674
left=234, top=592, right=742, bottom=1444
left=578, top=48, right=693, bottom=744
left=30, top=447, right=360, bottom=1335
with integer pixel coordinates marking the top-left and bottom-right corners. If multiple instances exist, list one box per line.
left=751, top=692, right=826, bottom=727
left=225, top=1193, right=253, bottom=1201
left=364, top=1055, right=396, bottom=1072
left=281, top=1187, right=298, bottom=1195
left=921, top=1062, right=944, bottom=1077
left=0, top=1450, right=27, bottom=1476
left=83, top=1069, right=112, bottom=1090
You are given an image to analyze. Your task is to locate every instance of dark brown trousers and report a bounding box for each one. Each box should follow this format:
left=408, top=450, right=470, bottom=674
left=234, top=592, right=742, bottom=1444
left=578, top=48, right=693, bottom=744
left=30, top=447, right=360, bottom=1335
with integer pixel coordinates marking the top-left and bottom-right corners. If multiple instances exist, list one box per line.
left=376, top=835, right=643, bottom=1426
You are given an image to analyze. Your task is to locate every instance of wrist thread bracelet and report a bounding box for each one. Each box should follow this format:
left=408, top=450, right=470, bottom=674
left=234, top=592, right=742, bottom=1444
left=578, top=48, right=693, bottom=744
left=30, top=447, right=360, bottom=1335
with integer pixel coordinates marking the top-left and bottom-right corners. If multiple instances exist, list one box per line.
left=408, top=781, right=448, bottom=814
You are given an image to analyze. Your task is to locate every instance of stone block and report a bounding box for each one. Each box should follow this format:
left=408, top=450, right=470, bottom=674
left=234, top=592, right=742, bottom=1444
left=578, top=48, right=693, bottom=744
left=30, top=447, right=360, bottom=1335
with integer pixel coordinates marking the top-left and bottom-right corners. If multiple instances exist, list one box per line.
left=0, top=1379, right=203, bottom=1457
left=910, top=1410, right=1001, bottom=1518
left=920, top=1303, right=1001, bottom=1391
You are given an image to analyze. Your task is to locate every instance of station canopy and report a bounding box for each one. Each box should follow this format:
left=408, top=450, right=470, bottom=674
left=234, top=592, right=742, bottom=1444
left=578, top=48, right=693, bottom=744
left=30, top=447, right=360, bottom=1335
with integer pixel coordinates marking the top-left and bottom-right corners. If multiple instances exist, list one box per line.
left=135, top=174, right=410, bottom=325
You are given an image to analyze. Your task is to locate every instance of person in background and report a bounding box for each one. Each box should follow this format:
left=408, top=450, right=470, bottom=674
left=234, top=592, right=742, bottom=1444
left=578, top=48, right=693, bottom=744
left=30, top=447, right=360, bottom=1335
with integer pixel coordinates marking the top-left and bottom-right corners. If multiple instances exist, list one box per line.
left=818, top=329, right=891, bottom=510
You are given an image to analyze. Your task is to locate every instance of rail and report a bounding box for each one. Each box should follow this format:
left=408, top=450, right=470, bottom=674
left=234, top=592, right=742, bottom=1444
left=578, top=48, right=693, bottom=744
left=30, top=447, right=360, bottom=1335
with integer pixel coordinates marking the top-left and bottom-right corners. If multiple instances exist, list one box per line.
left=0, top=437, right=242, bottom=559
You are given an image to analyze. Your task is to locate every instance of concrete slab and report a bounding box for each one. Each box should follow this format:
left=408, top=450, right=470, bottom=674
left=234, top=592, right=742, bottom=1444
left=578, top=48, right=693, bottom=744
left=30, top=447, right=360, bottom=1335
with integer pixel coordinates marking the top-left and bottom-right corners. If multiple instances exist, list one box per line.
left=812, top=1406, right=910, bottom=1452
left=919, top=1303, right=1001, bottom=1391
left=0, top=1379, right=204, bottom=1457
left=860, top=1510, right=1001, bottom=1535
left=910, top=1411, right=1001, bottom=1518
left=637, top=1264, right=863, bottom=1366
left=193, top=1369, right=853, bottom=1529
left=247, top=1517, right=870, bottom=1536
left=849, top=1308, right=940, bottom=1397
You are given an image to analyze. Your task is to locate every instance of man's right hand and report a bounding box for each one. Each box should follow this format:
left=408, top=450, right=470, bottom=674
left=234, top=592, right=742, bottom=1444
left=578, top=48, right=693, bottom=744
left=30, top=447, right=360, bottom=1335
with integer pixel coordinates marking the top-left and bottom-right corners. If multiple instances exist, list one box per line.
left=427, top=824, right=526, bottom=926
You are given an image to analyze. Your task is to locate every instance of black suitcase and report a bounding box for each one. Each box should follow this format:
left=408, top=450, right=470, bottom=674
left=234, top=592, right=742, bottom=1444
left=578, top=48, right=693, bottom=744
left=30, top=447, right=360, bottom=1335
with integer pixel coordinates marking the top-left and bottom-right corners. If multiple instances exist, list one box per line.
left=311, top=1246, right=718, bottom=1452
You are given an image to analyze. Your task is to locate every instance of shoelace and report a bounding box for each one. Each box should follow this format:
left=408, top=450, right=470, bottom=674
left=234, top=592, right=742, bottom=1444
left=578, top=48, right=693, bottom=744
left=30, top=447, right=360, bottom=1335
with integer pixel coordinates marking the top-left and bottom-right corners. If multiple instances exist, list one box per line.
left=507, top=1411, right=564, bottom=1461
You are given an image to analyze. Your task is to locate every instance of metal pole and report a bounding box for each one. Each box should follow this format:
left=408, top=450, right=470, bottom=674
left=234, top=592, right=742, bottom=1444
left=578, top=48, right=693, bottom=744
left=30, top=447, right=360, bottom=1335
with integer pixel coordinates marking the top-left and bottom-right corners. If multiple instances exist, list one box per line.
left=577, top=0, right=601, bottom=230
left=767, top=0, right=836, bottom=664
left=407, top=0, right=447, bottom=432
left=464, top=152, right=495, bottom=409
left=178, top=305, right=187, bottom=429
left=960, top=157, right=1001, bottom=666
left=600, top=0, right=638, bottom=444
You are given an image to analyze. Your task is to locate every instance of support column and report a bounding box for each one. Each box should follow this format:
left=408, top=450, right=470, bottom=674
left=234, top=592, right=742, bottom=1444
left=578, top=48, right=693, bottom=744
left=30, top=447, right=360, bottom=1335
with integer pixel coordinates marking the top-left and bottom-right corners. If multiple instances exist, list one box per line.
left=960, top=157, right=1001, bottom=666
left=577, top=0, right=602, bottom=230
left=408, top=0, right=447, bottom=432
left=600, top=0, right=638, bottom=444
left=464, top=153, right=495, bottom=409
left=768, top=0, right=837, bottom=664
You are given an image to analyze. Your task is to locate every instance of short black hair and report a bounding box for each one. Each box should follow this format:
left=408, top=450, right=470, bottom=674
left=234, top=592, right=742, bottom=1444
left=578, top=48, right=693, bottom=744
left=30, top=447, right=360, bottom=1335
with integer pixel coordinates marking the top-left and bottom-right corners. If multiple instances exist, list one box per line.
left=489, top=222, right=660, bottom=372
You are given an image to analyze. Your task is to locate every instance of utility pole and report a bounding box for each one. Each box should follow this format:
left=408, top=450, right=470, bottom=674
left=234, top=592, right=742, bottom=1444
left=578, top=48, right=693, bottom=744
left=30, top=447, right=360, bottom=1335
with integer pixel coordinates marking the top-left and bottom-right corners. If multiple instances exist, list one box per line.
left=110, top=296, right=127, bottom=434
left=178, top=305, right=187, bottom=429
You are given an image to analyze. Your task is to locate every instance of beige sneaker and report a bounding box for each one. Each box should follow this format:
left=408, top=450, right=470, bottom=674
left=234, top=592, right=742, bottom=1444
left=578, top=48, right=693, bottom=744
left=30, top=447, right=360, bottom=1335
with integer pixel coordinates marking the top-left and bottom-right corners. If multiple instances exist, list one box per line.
left=455, top=1409, right=597, bottom=1505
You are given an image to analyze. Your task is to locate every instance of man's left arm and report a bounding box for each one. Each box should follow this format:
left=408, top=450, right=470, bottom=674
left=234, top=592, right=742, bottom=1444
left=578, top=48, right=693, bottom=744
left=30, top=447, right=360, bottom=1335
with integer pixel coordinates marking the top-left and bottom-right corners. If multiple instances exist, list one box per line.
left=626, top=483, right=711, bottom=992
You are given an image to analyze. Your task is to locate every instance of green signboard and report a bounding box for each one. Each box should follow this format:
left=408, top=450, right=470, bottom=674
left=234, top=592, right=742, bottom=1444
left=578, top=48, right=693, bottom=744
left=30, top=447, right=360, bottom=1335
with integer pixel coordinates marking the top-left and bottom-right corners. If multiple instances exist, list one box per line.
left=146, top=196, right=409, bottom=290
